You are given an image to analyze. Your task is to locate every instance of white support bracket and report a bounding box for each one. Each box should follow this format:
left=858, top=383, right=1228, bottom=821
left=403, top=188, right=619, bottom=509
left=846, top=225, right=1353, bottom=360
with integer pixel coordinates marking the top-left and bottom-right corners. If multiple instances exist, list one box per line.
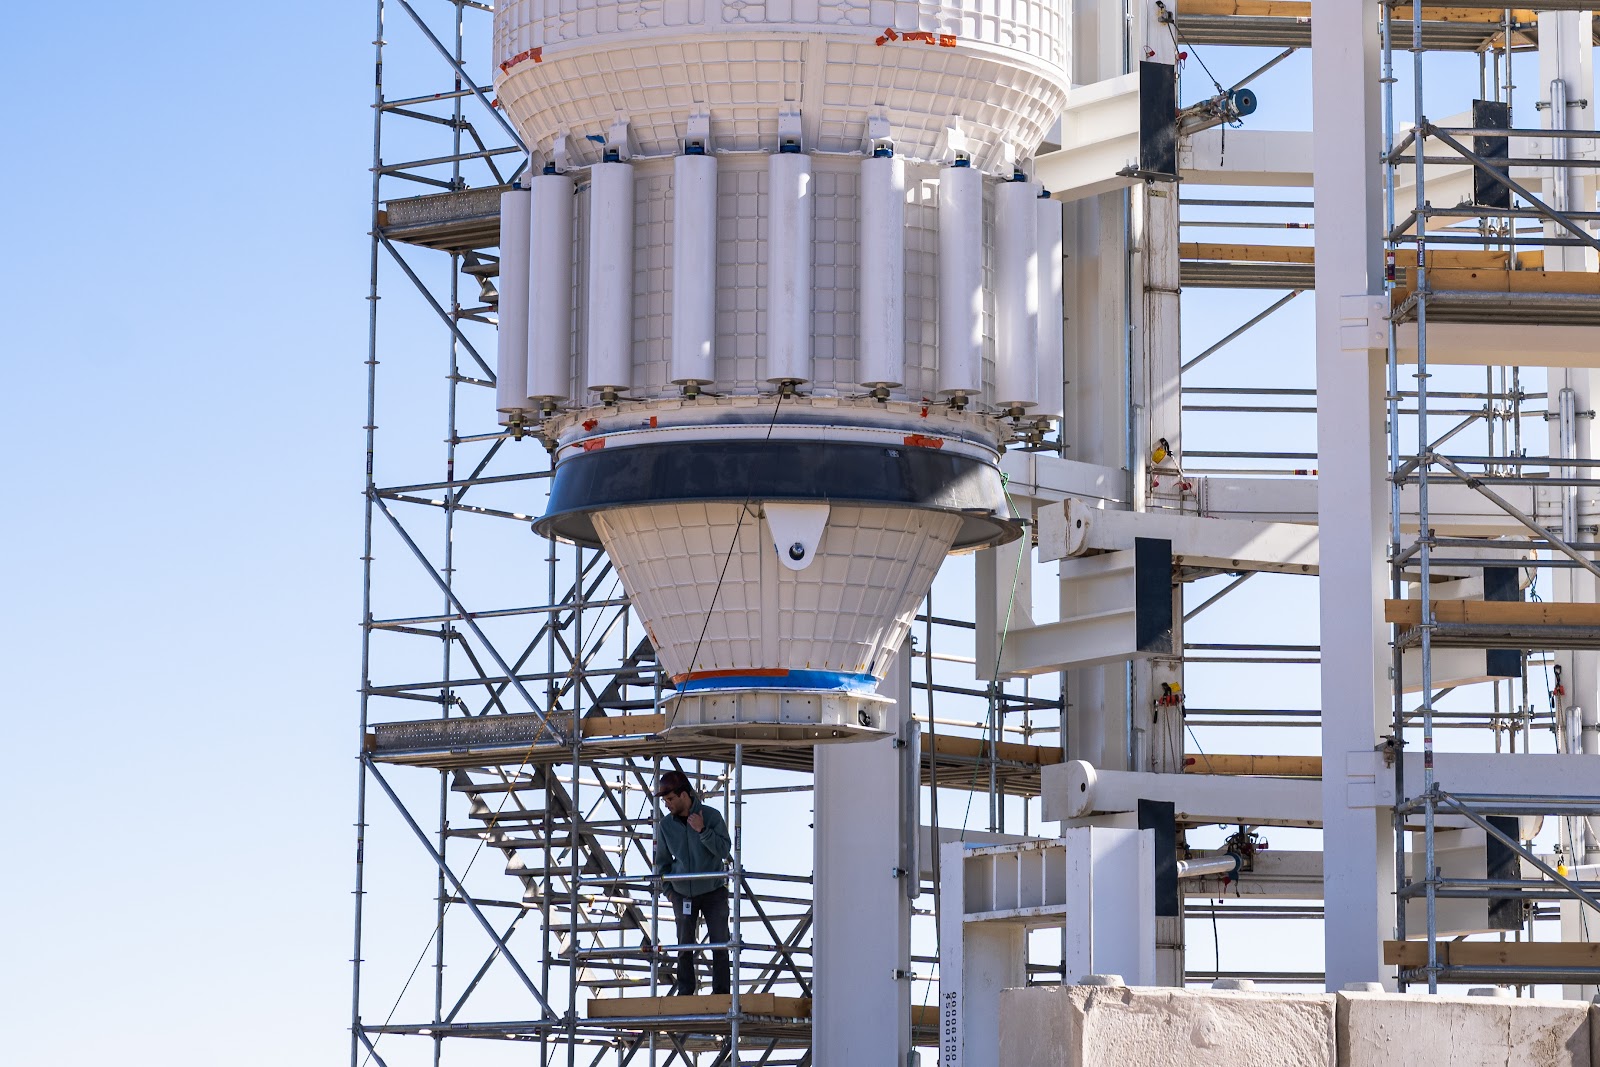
left=938, top=830, right=1156, bottom=1067
left=1034, top=63, right=1177, bottom=202
left=1037, top=496, right=1319, bottom=574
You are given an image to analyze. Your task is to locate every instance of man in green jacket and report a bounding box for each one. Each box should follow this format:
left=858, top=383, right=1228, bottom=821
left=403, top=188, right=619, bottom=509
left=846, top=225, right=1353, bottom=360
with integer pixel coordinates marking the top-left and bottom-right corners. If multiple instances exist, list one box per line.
left=652, top=770, right=734, bottom=995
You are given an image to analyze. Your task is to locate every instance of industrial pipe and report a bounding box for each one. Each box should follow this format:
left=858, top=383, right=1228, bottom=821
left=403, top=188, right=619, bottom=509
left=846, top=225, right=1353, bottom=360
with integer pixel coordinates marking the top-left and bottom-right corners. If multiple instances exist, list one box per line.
left=585, top=160, right=636, bottom=395
left=670, top=151, right=718, bottom=386
left=766, top=150, right=813, bottom=384
left=526, top=171, right=575, bottom=403
left=858, top=152, right=906, bottom=390
left=495, top=182, right=532, bottom=420
left=938, top=162, right=984, bottom=399
left=1176, top=853, right=1244, bottom=881
left=1036, top=194, right=1065, bottom=422
left=994, top=177, right=1040, bottom=411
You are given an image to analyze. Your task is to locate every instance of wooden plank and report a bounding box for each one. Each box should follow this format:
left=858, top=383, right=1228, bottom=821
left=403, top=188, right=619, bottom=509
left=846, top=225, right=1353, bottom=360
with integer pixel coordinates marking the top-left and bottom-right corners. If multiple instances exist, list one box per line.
left=1181, top=242, right=1314, bottom=265
left=587, top=993, right=811, bottom=1019
left=578, top=713, right=667, bottom=738
left=927, top=734, right=1064, bottom=765
left=1181, top=246, right=1539, bottom=270
left=1176, top=0, right=1535, bottom=20
left=1385, top=940, right=1600, bottom=969
left=1385, top=599, right=1600, bottom=628
left=1183, top=754, right=1322, bottom=777
left=1398, top=267, right=1600, bottom=296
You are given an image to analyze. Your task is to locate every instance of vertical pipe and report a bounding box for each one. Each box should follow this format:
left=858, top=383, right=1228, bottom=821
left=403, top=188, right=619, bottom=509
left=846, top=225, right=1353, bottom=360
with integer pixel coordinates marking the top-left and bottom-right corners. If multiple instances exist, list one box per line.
left=351, top=4, right=384, bottom=1063
left=585, top=162, right=636, bottom=395
left=1561, top=386, right=1578, bottom=545
left=859, top=153, right=906, bottom=389
left=730, top=742, right=744, bottom=1053
left=994, top=178, right=1040, bottom=411
left=496, top=183, right=533, bottom=419
left=1583, top=702, right=1600, bottom=859
left=671, top=152, right=719, bottom=386
left=938, top=164, right=984, bottom=398
left=766, top=151, right=814, bottom=384
left=527, top=172, right=576, bottom=403
left=1036, top=195, right=1066, bottom=423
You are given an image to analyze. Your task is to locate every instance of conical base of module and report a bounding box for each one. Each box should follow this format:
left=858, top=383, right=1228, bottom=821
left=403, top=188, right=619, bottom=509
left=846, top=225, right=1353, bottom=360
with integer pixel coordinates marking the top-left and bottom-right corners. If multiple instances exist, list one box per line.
left=588, top=499, right=958, bottom=744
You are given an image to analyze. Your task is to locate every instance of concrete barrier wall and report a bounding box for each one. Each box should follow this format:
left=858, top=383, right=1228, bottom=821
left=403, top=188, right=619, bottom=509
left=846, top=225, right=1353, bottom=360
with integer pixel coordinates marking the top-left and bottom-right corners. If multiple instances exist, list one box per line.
left=998, top=985, right=1336, bottom=1067
left=998, top=985, right=1596, bottom=1067
left=1338, top=991, right=1591, bottom=1067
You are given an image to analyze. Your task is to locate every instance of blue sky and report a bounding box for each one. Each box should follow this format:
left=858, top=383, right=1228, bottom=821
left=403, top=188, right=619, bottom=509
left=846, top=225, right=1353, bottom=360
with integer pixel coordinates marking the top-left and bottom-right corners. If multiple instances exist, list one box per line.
left=2, top=5, right=374, bottom=1061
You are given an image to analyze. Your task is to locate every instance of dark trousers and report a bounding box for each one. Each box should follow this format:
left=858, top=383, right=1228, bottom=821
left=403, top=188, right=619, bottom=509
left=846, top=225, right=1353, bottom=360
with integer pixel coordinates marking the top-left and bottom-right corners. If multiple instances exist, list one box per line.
left=667, top=888, right=730, bottom=995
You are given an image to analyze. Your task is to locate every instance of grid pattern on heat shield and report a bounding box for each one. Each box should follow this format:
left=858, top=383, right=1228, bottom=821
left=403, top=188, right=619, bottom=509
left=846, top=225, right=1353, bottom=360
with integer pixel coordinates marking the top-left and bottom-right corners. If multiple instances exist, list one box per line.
left=592, top=501, right=960, bottom=685
left=493, top=0, right=1070, bottom=169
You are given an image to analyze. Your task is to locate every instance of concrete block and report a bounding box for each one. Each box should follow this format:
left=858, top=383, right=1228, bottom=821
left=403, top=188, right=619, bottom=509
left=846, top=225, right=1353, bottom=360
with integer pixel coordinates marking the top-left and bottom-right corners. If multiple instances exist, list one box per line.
left=998, top=984, right=1335, bottom=1067
left=1338, top=991, right=1592, bottom=1067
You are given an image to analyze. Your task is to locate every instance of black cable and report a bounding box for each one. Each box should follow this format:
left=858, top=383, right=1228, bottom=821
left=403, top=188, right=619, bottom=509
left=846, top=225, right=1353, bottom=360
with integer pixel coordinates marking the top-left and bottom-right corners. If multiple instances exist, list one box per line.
left=677, top=390, right=790, bottom=708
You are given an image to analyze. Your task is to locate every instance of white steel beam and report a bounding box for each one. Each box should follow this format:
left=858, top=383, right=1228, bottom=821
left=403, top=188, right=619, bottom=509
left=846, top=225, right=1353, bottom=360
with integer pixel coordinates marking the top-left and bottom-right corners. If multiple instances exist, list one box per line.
left=1395, top=323, right=1600, bottom=369
left=813, top=648, right=911, bottom=1063
left=1035, top=73, right=1143, bottom=203
left=1179, top=128, right=1314, bottom=187
left=1312, top=0, right=1396, bottom=990
left=1043, top=761, right=1323, bottom=828
left=1347, top=751, right=1600, bottom=811
left=1037, top=496, right=1319, bottom=574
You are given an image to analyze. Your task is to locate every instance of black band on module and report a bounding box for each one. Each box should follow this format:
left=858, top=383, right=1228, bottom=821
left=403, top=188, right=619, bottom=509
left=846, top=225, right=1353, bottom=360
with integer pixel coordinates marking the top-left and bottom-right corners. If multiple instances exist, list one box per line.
left=535, top=439, right=1021, bottom=549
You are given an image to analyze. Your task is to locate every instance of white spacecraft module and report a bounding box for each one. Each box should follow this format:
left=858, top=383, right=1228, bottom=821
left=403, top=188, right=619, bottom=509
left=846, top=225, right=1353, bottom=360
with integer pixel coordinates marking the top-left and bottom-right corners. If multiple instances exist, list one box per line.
left=492, top=0, right=1069, bottom=742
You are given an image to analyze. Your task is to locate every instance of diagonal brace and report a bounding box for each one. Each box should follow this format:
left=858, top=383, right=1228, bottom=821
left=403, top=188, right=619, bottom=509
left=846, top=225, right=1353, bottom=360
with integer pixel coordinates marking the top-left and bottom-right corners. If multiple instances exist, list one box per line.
left=394, top=0, right=525, bottom=152
left=364, top=756, right=558, bottom=1015
left=379, top=235, right=496, bottom=383
left=1425, top=124, right=1600, bottom=259
left=1433, top=788, right=1600, bottom=917
left=372, top=493, right=570, bottom=744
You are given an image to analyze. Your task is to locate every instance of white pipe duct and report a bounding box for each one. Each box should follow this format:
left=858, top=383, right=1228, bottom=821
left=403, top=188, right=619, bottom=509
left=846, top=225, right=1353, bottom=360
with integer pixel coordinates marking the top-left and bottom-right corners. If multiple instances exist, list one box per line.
left=994, top=179, right=1040, bottom=409
left=495, top=184, right=532, bottom=420
left=766, top=151, right=814, bottom=384
left=858, top=154, right=906, bottom=389
left=1036, top=195, right=1065, bottom=421
left=525, top=172, right=575, bottom=403
left=585, top=161, right=636, bottom=394
left=670, top=152, right=718, bottom=386
left=938, top=164, right=984, bottom=397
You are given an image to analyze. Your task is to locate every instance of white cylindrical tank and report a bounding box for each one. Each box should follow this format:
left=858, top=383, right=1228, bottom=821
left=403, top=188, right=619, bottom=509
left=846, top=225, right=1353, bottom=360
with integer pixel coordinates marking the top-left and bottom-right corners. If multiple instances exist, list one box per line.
left=766, top=151, right=813, bottom=384
left=495, top=185, right=532, bottom=421
left=994, top=178, right=1040, bottom=410
left=494, top=0, right=1064, bottom=739
left=938, top=163, right=984, bottom=398
left=670, top=152, right=718, bottom=386
left=585, top=160, right=635, bottom=394
left=525, top=171, right=574, bottom=403
left=1036, top=195, right=1066, bottom=421
left=858, top=154, right=906, bottom=390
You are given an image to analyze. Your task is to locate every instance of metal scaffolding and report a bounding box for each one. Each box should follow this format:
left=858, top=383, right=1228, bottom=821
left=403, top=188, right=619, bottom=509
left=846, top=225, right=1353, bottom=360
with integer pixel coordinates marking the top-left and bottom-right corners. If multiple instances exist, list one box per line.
left=1380, top=0, right=1600, bottom=993
left=349, top=6, right=1067, bottom=1063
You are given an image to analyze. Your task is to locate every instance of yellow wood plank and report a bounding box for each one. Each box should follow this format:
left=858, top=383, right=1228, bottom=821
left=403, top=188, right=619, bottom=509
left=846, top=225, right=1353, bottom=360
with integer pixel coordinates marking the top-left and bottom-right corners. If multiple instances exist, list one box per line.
left=927, top=734, right=1064, bottom=766
left=578, top=713, right=667, bottom=738
left=1176, top=0, right=1534, bottom=20
left=1183, top=754, right=1322, bottom=777
left=1401, top=266, right=1600, bottom=295
left=1385, top=599, right=1600, bottom=628
left=1385, top=940, right=1600, bottom=968
left=587, top=993, right=811, bottom=1019
left=1181, top=242, right=1314, bottom=265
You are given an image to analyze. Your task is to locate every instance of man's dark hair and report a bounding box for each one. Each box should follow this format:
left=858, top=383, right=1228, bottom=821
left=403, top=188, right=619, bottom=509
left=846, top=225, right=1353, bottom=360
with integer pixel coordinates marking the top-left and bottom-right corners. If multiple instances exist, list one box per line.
left=656, top=769, right=693, bottom=799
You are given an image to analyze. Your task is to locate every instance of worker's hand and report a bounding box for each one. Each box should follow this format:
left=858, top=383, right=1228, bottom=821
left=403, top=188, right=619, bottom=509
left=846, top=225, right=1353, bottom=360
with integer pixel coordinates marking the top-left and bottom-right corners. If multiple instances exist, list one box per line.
left=687, top=811, right=705, bottom=833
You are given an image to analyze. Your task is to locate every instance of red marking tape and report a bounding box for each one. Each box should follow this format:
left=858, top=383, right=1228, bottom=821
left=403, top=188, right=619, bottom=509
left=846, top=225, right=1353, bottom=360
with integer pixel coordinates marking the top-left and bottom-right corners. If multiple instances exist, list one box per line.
left=498, top=46, right=542, bottom=72
left=903, top=434, right=944, bottom=449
